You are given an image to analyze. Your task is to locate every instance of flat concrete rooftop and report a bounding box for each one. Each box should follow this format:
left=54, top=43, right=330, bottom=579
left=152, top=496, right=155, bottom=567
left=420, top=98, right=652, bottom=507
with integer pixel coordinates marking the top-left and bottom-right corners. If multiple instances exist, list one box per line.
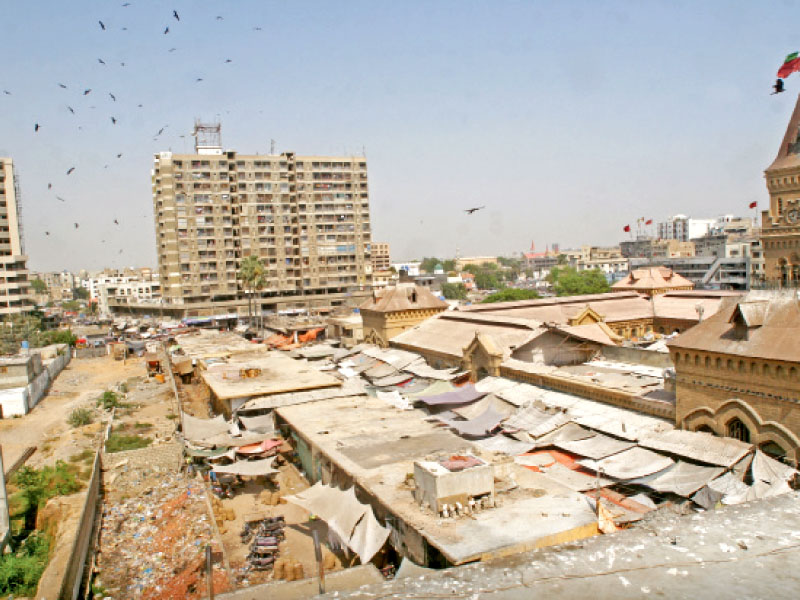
left=201, top=352, right=341, bottom=401
left=276, top=395, right=598, bottom=565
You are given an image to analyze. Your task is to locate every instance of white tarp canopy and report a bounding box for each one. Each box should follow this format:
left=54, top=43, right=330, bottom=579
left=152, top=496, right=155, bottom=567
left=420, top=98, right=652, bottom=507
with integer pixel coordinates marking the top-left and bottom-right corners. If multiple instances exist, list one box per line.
left=638, top=429, right=752, bottom=468
left=537, top=461, right=613, bottom=492
left=183, top=413, right=230, bottom=443
left=751, top=449, right=798, bottom=486
left=578, top=447, right=675, bottom=480
left=473, top=435, right=536, bottom=456
left=376, top=390, right=411, bottom=411
left=503, top=405, right=571, bottom=439
left=553, top=433, right=636, bottom=460
left=636, top=461, right=725, bottom=497
left=535, top=422, right=596, bottom=445
left=401, top=361, right=461, bottom=381
left=360, top=346, right=420, bottom=370
left=284, top=482, right=391, bottom=563
left=237, top=413, right=275, bottom=434
left=212, top=457, right=278, bottom=477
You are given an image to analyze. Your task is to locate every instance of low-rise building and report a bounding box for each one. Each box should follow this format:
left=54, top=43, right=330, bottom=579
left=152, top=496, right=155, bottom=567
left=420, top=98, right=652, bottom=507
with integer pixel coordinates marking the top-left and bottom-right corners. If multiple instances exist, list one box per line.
left=612, top=267, right=694, bottom=296
left=360, top=284, right=448, bottom=347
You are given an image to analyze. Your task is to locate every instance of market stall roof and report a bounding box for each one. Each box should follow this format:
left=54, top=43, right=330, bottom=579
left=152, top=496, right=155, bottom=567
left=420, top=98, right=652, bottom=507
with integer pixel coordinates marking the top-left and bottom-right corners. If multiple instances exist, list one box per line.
left=634, top=461, right=725, bottom=497
left=552, top=433, right=636, bottom=460
left=578, top=447, right=675, bottom=480
left=417, top=383, right=487, bottom=407
left=638, top=429, right=752, bottom=467
left=183, top=413, right=229, bottom=443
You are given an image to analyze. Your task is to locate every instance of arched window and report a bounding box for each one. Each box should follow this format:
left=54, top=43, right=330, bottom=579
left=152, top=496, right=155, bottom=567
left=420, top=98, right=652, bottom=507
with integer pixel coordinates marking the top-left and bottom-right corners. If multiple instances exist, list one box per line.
left=716, top=358, right=722, bottom=369
left=705, top=356, right=711, bottom=368
left=763, top=363, right=771, bottom=377
left=727, top=418, right=751, bottom=443
left=727, top=359, right=733, bottom=370
left=694, top=355, right=700, bottom=366
left=738, top=360, right=745, bottom=373
left=761, top=441, right=787, bottom=462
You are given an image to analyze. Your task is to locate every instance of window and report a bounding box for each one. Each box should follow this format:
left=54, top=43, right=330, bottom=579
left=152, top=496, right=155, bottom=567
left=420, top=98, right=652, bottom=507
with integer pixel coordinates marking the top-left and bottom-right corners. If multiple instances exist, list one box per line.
left=727, top=418, right=751, bottom=443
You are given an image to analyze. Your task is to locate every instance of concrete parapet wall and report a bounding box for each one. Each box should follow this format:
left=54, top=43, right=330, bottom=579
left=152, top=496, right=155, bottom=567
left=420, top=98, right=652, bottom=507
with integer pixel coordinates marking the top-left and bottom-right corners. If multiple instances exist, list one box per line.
left=600, top=345, right=674, bottom=368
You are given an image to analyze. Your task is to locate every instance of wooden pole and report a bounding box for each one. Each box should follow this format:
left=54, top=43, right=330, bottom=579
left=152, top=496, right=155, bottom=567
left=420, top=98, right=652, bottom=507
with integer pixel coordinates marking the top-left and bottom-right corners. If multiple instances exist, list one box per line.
left=206, top=545, right=214, bottom=600
left=312, top=528, right=325, bottom=594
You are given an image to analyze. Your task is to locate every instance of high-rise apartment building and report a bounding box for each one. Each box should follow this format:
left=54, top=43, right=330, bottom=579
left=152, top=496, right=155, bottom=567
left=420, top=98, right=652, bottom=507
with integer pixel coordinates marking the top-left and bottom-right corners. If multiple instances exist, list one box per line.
left=371, top=242, right=391, bottom=271
left=152, top=124, right=372, bottom=314
left=0, top=158, right=33, bottom=316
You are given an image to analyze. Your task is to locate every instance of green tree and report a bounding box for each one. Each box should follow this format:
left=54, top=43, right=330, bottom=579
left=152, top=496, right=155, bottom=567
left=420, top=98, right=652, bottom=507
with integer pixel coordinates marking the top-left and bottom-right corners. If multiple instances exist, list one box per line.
left=441, top=259, right=456, bottom=272
left=30, top=279, right=47, bottom=294
left=481, top=288, right=541, bottom=303
left=441, top=282, right=467, bottom=300
left=475, top=271, right=504, bottom=291
left=556, top=254, right=568, bottom=266
left=552, top=268, right=610, bottom=297
left=462, top=264, right=480, bottom=276
left=420, top=257, right=443, bottom=273
left=238, top=255, right=265, bottom=326
left=73, top=287, right=90, bottom=300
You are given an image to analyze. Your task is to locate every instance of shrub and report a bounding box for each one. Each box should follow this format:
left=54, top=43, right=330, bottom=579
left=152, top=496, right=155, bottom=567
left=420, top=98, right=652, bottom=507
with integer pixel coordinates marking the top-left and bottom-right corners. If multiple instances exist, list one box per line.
left=67, top=408, right=93, bottom=428
left=0, top=532, right=51, bottom=595
left=105, top=432, right=152, bottom=453
left=96, top=390, right=126, bottom=410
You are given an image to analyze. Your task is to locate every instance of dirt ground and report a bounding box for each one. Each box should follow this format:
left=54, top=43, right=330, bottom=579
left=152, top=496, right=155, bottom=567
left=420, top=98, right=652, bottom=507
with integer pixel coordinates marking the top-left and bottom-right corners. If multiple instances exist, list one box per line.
left=0, top=354, right=145, bottom=471
left=215, top=461, right=353, bottom=588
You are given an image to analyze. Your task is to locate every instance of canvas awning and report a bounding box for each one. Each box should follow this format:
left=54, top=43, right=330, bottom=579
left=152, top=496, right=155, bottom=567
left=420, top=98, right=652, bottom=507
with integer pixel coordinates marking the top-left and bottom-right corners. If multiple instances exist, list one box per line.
left=183, top=413, right=230, bottom=443
left=212, top=457, right=278, bottom=477
left=638, top=430, right=752, bottom=468
left=237, top=413, right=275, bottom=434
left=452, top=395, right=516, bottom=421
left=439, top=406, right=506, bottom=438
left=284, top=483, right=391, bottom=563
left=417, top=383, right=487, bottom=406
left=578, top=447, right=675, bottom=480
left=504, top=405, right=572, bottom=439
left=552, top=433, right=636, bottom=460
left=634, top=461, right=725, bottom=497
left=538, top=462, right=613, bottom=492
left=474, top=435, right=535, bottom=456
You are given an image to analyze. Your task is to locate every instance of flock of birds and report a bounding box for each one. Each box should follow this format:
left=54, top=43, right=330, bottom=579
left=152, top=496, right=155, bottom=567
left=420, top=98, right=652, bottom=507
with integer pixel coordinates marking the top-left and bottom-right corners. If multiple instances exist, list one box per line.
left=1, top=5, right=270, bottom=256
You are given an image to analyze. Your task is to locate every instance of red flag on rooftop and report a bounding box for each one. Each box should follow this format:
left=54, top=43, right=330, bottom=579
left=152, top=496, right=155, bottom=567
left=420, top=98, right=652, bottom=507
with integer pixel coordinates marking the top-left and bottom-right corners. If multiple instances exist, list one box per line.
left=749, top=201, right=758, bottom=209
left=645, top=219, right=653, bottom=225
left=623, top=225, right=631, bottom=232
left=778, top=52, right=800, bottom=78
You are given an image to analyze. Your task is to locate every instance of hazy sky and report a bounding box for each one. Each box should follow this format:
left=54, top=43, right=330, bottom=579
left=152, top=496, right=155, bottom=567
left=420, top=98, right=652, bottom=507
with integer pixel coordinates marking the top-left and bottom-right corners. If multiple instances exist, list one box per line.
left=1, top=1, right=799, bottom=272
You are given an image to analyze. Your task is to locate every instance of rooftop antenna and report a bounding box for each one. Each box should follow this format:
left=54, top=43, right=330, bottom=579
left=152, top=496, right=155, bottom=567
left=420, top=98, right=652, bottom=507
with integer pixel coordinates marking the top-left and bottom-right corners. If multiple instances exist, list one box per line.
left=192, top=120, right=221, bottom=154
left=270, top=139, right=275, bottom=155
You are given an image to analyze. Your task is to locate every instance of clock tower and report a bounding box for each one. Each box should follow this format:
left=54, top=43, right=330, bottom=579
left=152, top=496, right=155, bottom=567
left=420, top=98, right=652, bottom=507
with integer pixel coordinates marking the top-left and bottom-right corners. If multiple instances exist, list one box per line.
left=762, top=94, right=800, bottom=286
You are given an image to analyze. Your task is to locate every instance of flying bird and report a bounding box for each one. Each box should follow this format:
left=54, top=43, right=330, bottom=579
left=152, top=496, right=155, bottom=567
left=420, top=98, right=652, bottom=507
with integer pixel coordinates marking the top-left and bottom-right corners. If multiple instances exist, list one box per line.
left=66, top=167, right=75, bottom=175
left=98, top=58, right=106, bottom=65
left=116, top=153, right=123, bottom=158
left=216, top=16, right=224, bottom=20
left=34, top=123, right=40, bottom=132
left=120, top=62, right=126, bottom=67
left=122, top=2, right=130, bottom=6
left=109, top=92, right=116, bottom=101
left=164, top=26, right=169, bottom=34
left=156, top=126, right=165, bottom=136
left=2, top=90, right=10, bottom=95
left=56, top=196, right=66, bottom=202
left=58, top=83, right=67, bottom=89
left=114, top=219, right=119, bottom=225
left=253, top=27, right=262, bottom=31
left=464, top=206, right=485, bottom=214
left=225, top=59, right=232, bottom=63
left=47, top=183, right=52, bottom=189
left=195, top=78, right=203, bottom=82
left=45, top=231, right=50, bottom=236
left=67, top=105, right=75, bottom=114
left=173, top=10, right=179, bottom=21
left=168, top=47, right=177, bottom=52
left=99, top=20, right=106, bottom=30
left=773, top=79, right=785, bottom=95
left=83, top=89, right=91, bottom=95
left=110, top=116, right=117, bottom=124
left=74, top=223, right=79, bottom=229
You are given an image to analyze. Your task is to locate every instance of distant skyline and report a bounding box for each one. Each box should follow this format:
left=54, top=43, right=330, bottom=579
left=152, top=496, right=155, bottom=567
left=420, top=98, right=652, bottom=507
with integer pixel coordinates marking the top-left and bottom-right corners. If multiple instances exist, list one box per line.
left=1, top=1, right=799, bottom=271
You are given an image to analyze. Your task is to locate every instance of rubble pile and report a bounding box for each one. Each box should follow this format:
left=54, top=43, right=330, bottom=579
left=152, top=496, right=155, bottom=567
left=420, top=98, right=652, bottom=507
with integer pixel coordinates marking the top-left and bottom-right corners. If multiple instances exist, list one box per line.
left=96, top=472, right=230, bottom=598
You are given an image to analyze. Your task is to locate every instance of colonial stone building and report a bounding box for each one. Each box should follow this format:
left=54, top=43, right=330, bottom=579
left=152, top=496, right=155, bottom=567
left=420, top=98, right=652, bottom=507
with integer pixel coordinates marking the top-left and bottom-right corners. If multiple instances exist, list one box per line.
left=612, top=267, right=694, bottom=297
left=668, top=292, right=800, bottom=465
left=360, top=284, right=448, bottom=347
left=762, top=94, right=800, bottom=285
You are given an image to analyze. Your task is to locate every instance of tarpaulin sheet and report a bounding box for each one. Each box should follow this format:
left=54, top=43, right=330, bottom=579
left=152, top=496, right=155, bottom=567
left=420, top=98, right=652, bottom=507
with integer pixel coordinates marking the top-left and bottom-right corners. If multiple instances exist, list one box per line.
left=504, top=405, right=571, bottom=439
left=406, top=380, right=454, bottom=400
left=638, top=429, right=752, bottom=468
left=515, top=452, right=557, bottom=468
left=238, top=413, right=275, bottom=434
left=538, top=462, right=612, bottom=492
left=402, top=361, right=460, bottom=381
left=212, top=457, right=278, bottom=477
left=370, top=373, right=413, bottom=388
left=452, top=395, right=516, bottom=421
left=536, top=422, right=596, bottom=445
left=183, top=413, right=230, bottom=443
left=417, top=383, right=486, bottom=406
left=284, top=482, right=390, bottom=563
left=439, top=407, right=505, bottom=438
left=692, top=485, right=724, bottom=510
left=553, top=433, right=635, bottom=460
left=200, top=431, right=280, bottom=448
left=235, top=439, right=282, bottom=455
left=579, top=447, right=675, bottom=480
left=636, top=461, right=725, bottom=497
left=751, top=449, right=798, bottom=485
left=363, top=362, right=399, bottom=380
left=474, top=435, right=535, bottom=456
left=360, top=346, right=420, bottom=370
left=185, top=446, right=231, bottom=458
left=474, top=377, right=519, bottom=395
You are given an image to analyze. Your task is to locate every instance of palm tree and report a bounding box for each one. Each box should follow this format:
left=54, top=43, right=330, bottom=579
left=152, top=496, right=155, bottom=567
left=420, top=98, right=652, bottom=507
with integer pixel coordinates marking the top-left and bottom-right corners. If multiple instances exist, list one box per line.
left=238, top=255, right=265, bottom=327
